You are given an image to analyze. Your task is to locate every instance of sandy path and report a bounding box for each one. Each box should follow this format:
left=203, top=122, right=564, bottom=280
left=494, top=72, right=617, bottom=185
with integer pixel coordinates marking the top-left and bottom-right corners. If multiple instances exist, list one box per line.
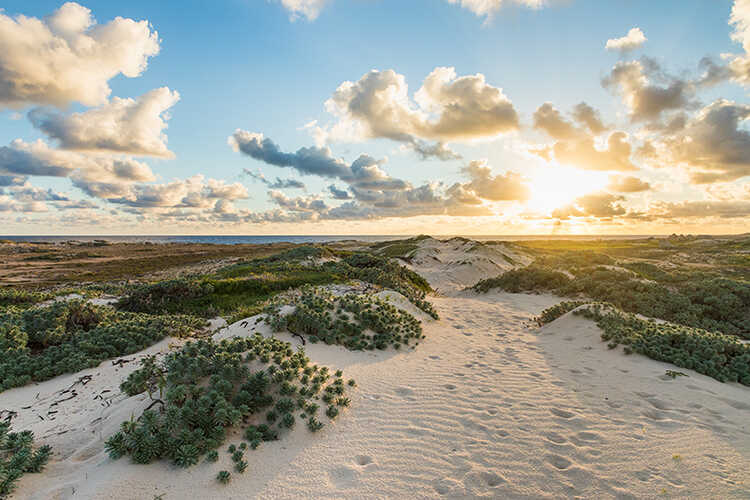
left=10, top=292, right=750, bottom=499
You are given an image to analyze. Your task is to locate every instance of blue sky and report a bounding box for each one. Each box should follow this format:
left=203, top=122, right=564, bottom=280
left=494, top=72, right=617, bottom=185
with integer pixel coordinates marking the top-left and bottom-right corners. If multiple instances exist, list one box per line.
left=0, top=0, right=748, bottom=234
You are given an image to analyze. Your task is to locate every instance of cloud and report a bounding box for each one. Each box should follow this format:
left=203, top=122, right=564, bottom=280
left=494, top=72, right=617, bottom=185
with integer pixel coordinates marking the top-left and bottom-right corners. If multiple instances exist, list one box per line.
left=0, top=139, right=156, bottom=183
left=243, top=169, right=306, bottom=190
left=460, top=160, right=530, bottom=201
left=532, top=103, right=637, bottom=171
left=602, top=58, right=693, bottom=122
left=279, top=0, right=327, bottom=21
left=605, top=28, right=647, bottom=52
left=91, top=175, right=249, bottom=209
left=552, top=192, right=627, bottom=219
left=641, top=99, right=750, bottom=183
left=444, top=0, right=549, bottom=18
left=651, top=200, right=750, bottom=219
left=230, top=130, right=407, bottom=190
left=606, top=175, right=651, bottom=193
left=0, top=2, right=160, bottom=109
left=328, top=184, right=351, bottom=200
left=28, top=87, right=180, bottom=157
left=320, top=67, right=519, bottom=153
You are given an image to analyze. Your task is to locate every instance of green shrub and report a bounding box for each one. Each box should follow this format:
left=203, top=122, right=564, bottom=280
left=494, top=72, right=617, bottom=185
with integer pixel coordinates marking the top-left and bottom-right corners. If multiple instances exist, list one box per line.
left=0, top=300, right=204, bottom=393
left=535, top=301, right=588, bottom=325
left=107, top=336, right=352, bottom=472
left=472, top=266, right=571, bottom=293
left=574, top=304, right=750, bottom=386
left=0, top=422, right=51, bottom=497
left=265, top=287, right=424, bottom=350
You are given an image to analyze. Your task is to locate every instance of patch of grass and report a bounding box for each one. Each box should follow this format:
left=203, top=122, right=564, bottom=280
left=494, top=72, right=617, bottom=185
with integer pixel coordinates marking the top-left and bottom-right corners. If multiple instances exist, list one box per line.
left=265, top=286, right=425, bottom=350
left=105, top=336, right=353, bottom=478
left=0, top=288, right=52, bottom=309
left=0, top=300, right=205, bottom=392
left=0, top=422, right=51, bottom=497
left=535, top=301, right=589, bottom=325
left=574, top=304, right=750, bottom=386
left=377, top=243, right=419, bottom=260
left=472, top=266, right=571, bottom=294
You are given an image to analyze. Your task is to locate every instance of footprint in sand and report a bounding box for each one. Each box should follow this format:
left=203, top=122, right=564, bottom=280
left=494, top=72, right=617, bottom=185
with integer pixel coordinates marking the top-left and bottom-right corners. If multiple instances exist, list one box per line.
left=394, top=387, right=415, bottom=397
left=546, top=454, right=573, bottom=470
left=549, top=408, right=576, bottom=419
left=544, top=431, right=567, bottom=444
left=444, top=384, right=457, bottom=390
left=354, top=455, right=373, bottom=466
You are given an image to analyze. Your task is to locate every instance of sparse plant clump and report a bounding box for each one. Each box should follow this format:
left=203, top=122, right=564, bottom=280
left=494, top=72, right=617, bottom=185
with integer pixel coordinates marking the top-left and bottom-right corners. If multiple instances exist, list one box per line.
left=0, top=422, right=51, bottom=497
left=265, top=287, right=425, bottom=350
left=116, top=279, right=215, bottom=314
left=472, top=266, right=571, bottom=294
left=535, top=301, right=589, bottom=326
left=0, top=300, right=205, bottom=393
left=106, top=335, right=353, bottom=472
left=574, top=304, right=750, bottom=386
left=0, top=288, right=52, bottom=309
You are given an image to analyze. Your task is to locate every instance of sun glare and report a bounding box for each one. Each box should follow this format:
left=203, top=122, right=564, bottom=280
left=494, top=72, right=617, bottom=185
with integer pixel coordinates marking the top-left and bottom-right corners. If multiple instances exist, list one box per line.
left=526, top=166, right=609, bottom=213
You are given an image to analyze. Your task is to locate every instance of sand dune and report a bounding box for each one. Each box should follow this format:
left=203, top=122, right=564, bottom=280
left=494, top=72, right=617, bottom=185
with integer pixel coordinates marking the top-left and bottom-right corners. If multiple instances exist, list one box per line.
left=6, top=243, right=750, bottom=499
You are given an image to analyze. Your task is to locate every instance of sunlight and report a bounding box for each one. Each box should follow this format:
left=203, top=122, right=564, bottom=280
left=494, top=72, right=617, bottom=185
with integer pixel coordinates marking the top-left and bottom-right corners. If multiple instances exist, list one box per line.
left=526, top=166, right=609, bottom=213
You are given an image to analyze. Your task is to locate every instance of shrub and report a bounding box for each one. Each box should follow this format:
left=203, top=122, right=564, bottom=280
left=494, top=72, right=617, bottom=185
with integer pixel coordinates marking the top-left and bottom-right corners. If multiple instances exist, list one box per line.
left=574, top=304, right=750, bottom=386
left=472, top=266, right=571, bottom=294
left=107, top=335, right=353, bottom=472
left=0, top=300, right=204, bottom=393
left=0, top=422, right=51, bottom=497
left=535, top=301, right=588, bottom=325
left=265, top=287, right=424, bottom=350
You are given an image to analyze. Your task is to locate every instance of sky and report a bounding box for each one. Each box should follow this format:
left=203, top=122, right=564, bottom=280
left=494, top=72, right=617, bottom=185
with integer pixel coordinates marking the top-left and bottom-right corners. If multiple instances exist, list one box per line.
left=0, top=0, right=749, bottom=235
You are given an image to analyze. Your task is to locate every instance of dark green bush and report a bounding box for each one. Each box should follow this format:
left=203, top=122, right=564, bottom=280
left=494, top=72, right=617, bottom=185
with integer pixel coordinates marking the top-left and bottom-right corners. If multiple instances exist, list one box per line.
left=265, top=287, right=425, bottom=350
left=106, top=336, right=352, bottom=471
left=0, top=300, right=204, bottom=393
left=0, top=422, right=51, bottom=497
left=574, top=304, right=750, bottom=386
left=472, top=266, right=571, bottom=294
left=536, top=301, right=588, bottom=325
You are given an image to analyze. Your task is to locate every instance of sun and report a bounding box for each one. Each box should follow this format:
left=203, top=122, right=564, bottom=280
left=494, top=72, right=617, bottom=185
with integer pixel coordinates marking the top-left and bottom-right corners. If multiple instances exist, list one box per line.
left=526, top=166, right=609, bottom=213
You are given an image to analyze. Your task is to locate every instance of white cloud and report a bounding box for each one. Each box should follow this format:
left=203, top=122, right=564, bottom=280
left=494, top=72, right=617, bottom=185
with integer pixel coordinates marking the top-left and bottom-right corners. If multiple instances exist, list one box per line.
left=29, top=87, right=180, bottom=157
left=444, top=0, right=548, bottom=18
left=280, top=0, right=328, bottom=21
left=0, top=2, right=160, bottom=109
left=605, top=28, right=647, bottom=52
left=320, top=67, right=518, bottom=151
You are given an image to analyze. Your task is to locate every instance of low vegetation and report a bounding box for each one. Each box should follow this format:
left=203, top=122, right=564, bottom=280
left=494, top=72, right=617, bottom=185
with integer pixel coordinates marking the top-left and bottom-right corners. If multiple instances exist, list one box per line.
left=0, top=422, right=51, bottom=497
left=473, top=264, right=750, bottom=339
left=116, top=247, right=438, bottom=322
left=106, top=336, right=353, bottom=475
left=265, top=286, right=425, bottom=350
left=0, top=300, right=205, bottom=392
left=572, top=304, right=750, bottom=386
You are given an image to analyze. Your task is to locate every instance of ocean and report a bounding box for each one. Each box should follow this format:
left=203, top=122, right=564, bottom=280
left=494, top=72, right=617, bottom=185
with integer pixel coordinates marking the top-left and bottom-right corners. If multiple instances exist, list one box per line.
left=0, top=235, right=664, bottom=245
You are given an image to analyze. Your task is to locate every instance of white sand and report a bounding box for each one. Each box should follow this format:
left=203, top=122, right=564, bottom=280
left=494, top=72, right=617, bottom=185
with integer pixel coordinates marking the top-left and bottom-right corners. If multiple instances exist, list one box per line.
left=6, top=245, right=750, bottom=499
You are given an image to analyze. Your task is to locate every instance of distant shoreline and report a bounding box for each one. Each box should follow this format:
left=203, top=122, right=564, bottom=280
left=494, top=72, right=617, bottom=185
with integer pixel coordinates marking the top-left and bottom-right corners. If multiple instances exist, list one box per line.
left=1, top=234, right=743, bottom=245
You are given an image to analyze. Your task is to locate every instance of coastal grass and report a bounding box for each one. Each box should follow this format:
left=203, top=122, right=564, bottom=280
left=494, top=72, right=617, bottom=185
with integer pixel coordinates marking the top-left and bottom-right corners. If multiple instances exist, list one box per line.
left=0, top=422, right=51, bottom=497
left=0, top=300, right=205, bottom=393
left=106, top=336, right=354, bottom=480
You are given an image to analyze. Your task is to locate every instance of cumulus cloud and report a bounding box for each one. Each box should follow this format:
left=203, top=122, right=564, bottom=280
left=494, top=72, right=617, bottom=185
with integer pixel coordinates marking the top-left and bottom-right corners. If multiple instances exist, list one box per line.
left=651, top=200, right=750, bottom=219
left=243, top=169, right=306, bottom=190
left=602, top=58, right=693, bottom=122
left=444, top=0, right=549, bottom=18
left=28, top=87, right=180, bottom=157
left=606, top=175, right=651, bottom=193
left=641, top=99, right=750, bottom=183
left=552, top=192, right=627, bottom=219
left=460, top=160, right=530, bottom=201
left=532, top=103, right=636, bottom=171
left=230, top=130, right=407, bottom=190
left=279, top=0, right=327, bottom=21
left=90, top=175, right=249, bottom=210
left=605, top=28, right=647, bottom=52
left=328, top=184, right=351, bottom=200
left=0, top=2, right=160, bottom=109
left=0, top=139, right=155, bottom=183
left=320, top=67, right=518, bottom=155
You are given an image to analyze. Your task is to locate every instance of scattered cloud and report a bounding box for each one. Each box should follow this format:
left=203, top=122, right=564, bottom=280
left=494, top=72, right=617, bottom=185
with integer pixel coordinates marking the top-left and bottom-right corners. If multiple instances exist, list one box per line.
left=0, top=2, right=160, bottom=109
left=243, top=169, right=306, bottom=189
left=28, top=88, right=180, bottom=157
left=605, top=28, right=647, bottom=53
left=318, top=67, right=518, bottom=157
left=606, top=175, right=651, bottom=193
left=279, top=0, right=327, bottom=21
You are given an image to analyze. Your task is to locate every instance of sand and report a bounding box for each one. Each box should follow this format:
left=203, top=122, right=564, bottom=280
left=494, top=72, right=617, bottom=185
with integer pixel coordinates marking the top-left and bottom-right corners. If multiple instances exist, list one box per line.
left=6, top=241, right=750, bottom=499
